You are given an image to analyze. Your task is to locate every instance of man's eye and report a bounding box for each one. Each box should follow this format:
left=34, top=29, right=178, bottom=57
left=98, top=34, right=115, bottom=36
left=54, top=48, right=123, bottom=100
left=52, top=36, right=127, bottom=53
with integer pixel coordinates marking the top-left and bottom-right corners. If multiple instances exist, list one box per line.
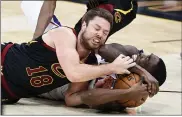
left=103, top=33, right=107, bottom=36
left=95, top=28, right=99, bottom=31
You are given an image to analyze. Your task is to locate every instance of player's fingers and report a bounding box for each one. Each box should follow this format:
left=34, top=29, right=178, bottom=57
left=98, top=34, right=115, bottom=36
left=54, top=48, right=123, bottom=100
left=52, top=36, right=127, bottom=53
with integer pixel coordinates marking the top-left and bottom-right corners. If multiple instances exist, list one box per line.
left=149, top=93, right=153, bottom=98
left=126, top=58, right=134, bottom=64
left=118, top=54, right=126, bottom=58
left=142, top=90, right=149, bottom=96
left=127, top=62, right=136, bottom=68
left=138, top=76, right=144, bottom=85
left=124, top=70, right=130, bottom=74
left=132, top=55, right=137, bottom=61
left=149, top=83, right=154, bottom=97
left=141, top=84, right=147, bottom=91
left=123, top=56, right=131, bottom=61
left=145, top=79, right=152, bottom=93
left=152, top=83, right=157, bottom=96
left=153, top=82, right=159, bottom=95
left=156, top=82, right=159, bottom=94
left=148, top=85, right=152, bottom=94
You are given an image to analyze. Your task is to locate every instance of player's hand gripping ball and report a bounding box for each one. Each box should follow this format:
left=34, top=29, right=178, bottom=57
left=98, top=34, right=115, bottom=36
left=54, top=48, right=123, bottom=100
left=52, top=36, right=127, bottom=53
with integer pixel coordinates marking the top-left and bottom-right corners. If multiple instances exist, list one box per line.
left=101, top=73, right=149, bottom=107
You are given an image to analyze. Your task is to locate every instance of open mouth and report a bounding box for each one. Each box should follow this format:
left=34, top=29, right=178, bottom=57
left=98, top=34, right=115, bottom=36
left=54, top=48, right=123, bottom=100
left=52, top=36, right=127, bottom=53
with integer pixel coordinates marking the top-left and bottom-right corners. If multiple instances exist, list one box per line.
left=92, top=40, right=99, bottom=45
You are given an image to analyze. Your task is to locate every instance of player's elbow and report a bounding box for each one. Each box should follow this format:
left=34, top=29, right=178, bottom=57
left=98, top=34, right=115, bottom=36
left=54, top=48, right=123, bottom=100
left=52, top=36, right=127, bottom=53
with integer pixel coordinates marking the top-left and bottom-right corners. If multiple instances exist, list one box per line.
left=64, top=97, right=74, bottom=107
left=64, top=92, right=80, bottom=107
left=65, top=93, right=94, bottom=107
left=64, top=93, right=72, bottom=106
left=65, top=99, right=79, bottom=107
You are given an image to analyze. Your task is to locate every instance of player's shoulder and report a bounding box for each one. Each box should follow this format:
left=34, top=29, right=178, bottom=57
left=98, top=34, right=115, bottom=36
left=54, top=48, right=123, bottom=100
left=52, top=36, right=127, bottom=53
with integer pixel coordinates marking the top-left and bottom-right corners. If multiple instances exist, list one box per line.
left=47, top=26, right=76, bottom=39
left=50, top=27, right=74, bottom=34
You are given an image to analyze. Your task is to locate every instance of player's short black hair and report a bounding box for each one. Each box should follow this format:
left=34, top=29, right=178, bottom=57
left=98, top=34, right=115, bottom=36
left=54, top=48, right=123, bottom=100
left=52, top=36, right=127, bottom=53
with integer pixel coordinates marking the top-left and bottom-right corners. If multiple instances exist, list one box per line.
left=82, top=8, right=113, bottom=29
left=151, top=58, right=167, bottom=86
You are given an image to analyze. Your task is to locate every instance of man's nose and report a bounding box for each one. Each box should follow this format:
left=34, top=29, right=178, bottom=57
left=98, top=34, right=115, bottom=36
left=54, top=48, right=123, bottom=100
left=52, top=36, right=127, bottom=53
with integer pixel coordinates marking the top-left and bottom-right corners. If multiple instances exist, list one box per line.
left=97, top=31, right=103, bottom=39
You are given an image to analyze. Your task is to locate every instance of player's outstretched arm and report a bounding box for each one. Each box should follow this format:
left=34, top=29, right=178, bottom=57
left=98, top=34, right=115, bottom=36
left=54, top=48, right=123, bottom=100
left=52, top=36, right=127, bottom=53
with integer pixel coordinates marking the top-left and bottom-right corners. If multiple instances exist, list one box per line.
left=33, top=0, right=57, bottom=39
left=98, top=43, right=139, bottom=62
left=65, top=80, right=147, bottom=107
left=46, top=28, right=135, bottom=82
left=65, top=82, right=130, bottom=107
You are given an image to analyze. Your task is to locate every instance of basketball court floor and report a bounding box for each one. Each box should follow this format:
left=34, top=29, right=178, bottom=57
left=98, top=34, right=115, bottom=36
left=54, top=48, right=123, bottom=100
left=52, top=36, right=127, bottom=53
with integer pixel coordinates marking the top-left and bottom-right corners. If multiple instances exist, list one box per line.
left=1, top=1, right=181, bottom=115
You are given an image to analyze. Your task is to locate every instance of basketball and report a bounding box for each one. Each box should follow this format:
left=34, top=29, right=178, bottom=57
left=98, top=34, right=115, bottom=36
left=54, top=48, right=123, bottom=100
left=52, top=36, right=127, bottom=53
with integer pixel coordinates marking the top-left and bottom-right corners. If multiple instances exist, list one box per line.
left=102, top=73, right=148, bottom=107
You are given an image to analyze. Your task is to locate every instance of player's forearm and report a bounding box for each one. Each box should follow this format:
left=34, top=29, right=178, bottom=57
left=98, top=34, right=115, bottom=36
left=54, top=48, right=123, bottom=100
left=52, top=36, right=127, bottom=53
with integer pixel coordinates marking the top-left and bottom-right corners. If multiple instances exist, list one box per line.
left=98, top=43, right=139, bottom=62
left=66, top=88, right=130, bottom=107
left=80, top=88, right=130, bottom=106
left=33, top=0, right=56, bottom=39
left=129, top=64, right=148, bottom=77
left=69, top=63, right=115, bottom=82
left=98, top=44, right=122, bottom=62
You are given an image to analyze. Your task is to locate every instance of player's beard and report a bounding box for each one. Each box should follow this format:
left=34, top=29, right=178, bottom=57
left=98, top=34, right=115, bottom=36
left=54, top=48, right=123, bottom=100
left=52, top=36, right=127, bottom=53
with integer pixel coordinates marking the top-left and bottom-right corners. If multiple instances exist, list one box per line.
left=80, top=30, right=99, bottom=50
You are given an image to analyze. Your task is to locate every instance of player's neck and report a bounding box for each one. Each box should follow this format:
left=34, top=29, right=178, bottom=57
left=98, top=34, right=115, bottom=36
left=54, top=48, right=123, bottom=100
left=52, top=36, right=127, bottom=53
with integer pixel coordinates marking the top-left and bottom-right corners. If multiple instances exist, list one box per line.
left=76, top=37, right=91, bottom=61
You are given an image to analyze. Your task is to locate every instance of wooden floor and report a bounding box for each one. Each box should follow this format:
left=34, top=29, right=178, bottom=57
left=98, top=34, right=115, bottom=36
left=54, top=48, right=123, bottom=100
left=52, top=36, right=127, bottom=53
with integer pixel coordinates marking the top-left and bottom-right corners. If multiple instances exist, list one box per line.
left=1, top=1, right=182, bottom=115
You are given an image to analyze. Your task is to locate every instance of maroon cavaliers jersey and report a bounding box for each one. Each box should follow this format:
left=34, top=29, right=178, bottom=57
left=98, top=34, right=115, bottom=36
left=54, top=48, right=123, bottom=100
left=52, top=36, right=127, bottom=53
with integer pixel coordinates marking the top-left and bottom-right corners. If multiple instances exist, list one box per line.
left=2, top=36, right=71, bottom=98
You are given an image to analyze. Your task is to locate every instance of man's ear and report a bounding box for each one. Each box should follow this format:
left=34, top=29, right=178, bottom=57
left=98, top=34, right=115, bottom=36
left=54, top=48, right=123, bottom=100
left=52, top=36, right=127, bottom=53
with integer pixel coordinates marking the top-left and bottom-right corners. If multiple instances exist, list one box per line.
left=81, top=21, right=86, bottom=31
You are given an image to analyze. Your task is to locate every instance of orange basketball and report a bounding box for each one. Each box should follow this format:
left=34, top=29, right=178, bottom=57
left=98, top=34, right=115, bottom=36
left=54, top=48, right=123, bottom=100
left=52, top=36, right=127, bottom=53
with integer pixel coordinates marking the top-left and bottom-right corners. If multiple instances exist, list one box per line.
left=102, top=73, right=148, bottom=108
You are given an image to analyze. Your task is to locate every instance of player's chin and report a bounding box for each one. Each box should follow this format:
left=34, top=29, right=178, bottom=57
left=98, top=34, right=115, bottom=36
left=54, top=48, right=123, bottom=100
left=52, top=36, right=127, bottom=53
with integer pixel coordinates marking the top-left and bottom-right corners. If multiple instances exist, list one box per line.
left=90, top=43, right=101, bottom=50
